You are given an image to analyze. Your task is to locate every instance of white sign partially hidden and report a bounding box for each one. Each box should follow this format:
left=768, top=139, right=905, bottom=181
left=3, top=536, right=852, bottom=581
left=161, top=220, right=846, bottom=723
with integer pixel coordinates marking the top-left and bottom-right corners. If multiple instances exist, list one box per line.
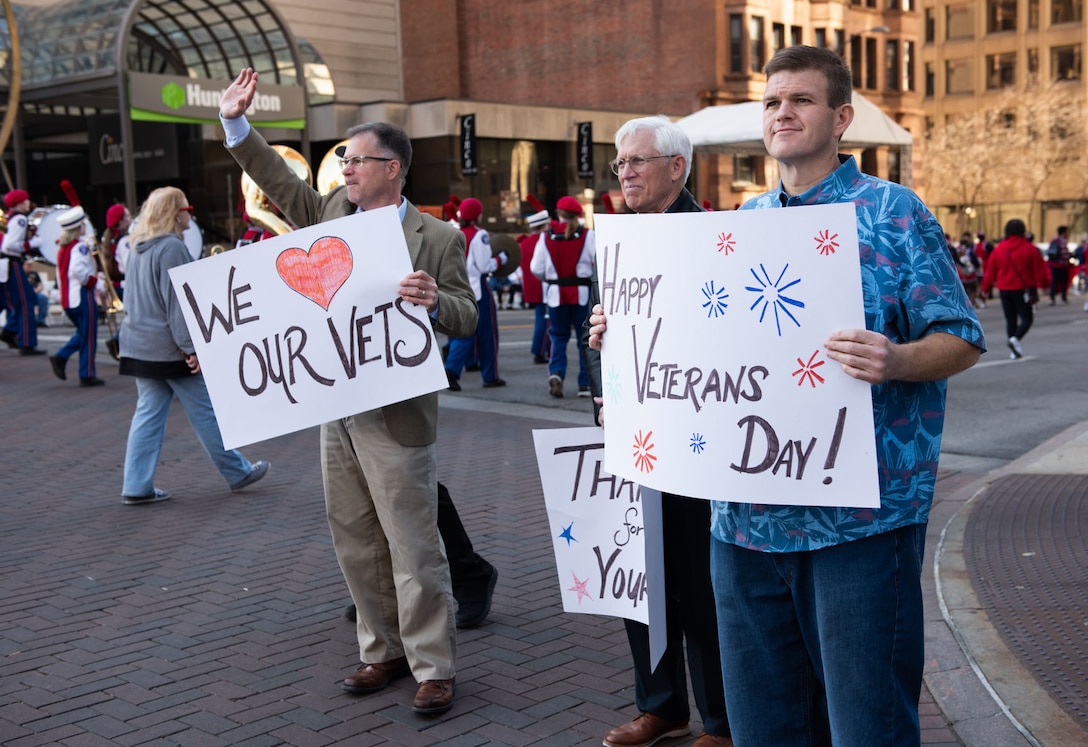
left=168, top=206, right=448, bottom=448
left=594, top=204, right=879, bottom=508
left=532, top=427, right=657, bottom=624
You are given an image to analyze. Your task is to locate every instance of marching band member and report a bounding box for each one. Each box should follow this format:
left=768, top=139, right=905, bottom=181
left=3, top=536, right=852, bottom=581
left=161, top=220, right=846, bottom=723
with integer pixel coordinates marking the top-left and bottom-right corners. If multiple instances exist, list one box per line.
left=1, top=189, right=46, bottom=355
left=49, top=206, right=103, bottom=386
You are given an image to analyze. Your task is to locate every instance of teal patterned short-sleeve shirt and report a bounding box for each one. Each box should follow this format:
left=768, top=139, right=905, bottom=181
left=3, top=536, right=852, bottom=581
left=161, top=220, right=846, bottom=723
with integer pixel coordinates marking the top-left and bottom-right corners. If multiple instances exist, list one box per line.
left=710, top=155, right=986, bottom=553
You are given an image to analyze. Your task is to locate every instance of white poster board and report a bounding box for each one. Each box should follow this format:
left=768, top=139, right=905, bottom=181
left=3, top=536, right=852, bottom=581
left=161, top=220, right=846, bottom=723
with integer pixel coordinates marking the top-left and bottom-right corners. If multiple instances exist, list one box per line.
left=168, top=206, right=448, bottom=448
left=594, top=205, right=879, bottom=508
left=532, top=427, right=660, bottom=624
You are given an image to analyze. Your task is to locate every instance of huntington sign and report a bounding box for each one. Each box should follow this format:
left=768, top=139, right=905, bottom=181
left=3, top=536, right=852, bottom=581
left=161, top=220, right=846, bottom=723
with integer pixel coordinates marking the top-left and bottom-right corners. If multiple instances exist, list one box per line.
left=129, top=72, right=305, bottom=129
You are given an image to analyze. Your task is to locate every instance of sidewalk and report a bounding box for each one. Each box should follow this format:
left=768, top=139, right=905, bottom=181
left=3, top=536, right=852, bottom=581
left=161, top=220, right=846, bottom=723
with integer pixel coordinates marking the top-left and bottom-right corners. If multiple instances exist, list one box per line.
left=0, top=330, right=1085, bottom=745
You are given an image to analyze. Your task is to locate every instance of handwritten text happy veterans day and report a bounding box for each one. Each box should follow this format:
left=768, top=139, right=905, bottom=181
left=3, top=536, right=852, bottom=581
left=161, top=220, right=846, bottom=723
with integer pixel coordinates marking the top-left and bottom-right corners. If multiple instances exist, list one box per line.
left=593, top=205, right=878, bottom=508
left=168, top=207, right=448, bottom=449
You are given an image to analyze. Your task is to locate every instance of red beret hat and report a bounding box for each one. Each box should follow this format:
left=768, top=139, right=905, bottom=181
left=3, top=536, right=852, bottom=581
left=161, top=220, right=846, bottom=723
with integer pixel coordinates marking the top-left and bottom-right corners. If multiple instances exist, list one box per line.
left=4, top=189, right=29, bottom=208
left=459, top=197, right=482, bottom=222
left=106, top=204, right=127, bottom=228
left=556, top=196, right=583, bottom=216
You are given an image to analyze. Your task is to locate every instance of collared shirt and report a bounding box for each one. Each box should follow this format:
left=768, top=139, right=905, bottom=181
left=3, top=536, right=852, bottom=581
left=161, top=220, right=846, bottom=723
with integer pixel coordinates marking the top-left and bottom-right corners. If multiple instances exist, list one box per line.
left=710, top=155, right=986, bottom=553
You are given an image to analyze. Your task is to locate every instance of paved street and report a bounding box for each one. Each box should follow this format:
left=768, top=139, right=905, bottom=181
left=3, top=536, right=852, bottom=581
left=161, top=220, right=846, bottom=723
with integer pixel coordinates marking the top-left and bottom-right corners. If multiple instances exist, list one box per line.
left=0, top=293, right=1085, bottom=745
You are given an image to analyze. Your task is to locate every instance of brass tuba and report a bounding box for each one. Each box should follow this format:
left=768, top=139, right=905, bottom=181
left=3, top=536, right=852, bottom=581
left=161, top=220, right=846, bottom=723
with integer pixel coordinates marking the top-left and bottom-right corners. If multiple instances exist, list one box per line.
left=240, top=144, right=313, bottom=236
left=87, top=235, right=125, bottom=360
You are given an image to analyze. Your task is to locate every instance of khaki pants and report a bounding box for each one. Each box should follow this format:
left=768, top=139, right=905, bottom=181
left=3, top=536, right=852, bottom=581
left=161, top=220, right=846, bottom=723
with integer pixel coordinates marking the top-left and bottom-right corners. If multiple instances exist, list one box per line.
left=321, top=410, right=456, bottom=681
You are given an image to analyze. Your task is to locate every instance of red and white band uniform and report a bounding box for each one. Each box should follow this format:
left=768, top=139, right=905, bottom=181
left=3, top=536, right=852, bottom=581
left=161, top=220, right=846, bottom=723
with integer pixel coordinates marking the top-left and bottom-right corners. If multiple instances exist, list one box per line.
left=530, top=223, right=595, bottom=389
left=444, top=224, right=503, bottom=384
left=2, top=208, right=43, bottom=350
left=55, top=238, right=99, bottom=380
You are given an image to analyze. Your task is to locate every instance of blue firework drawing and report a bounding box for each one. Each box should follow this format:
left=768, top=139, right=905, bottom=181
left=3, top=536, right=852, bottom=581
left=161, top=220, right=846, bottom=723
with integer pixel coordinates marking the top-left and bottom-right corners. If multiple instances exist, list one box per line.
left=745, top=262, right=805, bottom=336
left=605, top=365, right=622, bottom=404
left=700, top=280, right=729, bottom=318
left=689, top=433, right=707, bottom=454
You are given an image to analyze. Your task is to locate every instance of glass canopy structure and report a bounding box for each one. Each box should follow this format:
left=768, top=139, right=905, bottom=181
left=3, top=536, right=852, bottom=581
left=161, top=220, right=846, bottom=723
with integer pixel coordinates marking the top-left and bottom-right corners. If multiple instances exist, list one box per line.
left=0, top=0, right=327, bottom=207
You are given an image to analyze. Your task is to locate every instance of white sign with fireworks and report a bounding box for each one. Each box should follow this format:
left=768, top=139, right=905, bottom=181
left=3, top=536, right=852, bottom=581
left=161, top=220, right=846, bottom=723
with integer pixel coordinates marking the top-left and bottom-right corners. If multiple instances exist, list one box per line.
left=593, top=204, right=879, bottom=508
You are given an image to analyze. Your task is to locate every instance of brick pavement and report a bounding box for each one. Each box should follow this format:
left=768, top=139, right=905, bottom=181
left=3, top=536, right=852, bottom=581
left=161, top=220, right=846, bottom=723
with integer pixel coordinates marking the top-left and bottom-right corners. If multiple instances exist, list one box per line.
left=0, top=339, right=964, bottom=745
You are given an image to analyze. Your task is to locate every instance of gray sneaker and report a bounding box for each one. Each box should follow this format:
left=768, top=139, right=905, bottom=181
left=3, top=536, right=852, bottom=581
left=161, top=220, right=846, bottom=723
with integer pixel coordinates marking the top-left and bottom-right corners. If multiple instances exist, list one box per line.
left=231, top=460, right=270, bottom=492
left=122, top=488, right=171, bottom=506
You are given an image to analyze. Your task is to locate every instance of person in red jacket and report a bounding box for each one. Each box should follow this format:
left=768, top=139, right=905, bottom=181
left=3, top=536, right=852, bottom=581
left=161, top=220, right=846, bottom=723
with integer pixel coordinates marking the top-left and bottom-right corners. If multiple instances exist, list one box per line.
left=981, top=218, right=1051, bottom=359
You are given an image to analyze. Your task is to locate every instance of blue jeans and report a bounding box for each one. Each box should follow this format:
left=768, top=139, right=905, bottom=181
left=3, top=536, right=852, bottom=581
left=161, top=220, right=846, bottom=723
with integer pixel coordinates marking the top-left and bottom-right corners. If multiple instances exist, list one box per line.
left=710, top=524, right=925, bottom=747
left=122, top=374, right=253, bottom=497
left=530, top=303, right=550, bottom=358
left=546, top=303, right=588, bottom=387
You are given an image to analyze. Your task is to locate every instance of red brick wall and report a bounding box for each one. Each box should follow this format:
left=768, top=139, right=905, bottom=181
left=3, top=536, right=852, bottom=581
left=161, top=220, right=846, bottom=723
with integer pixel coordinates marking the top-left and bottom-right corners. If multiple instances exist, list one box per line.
left=402, top=0, right=719, bottom=116
left=402, top=0, right=463, bottom=100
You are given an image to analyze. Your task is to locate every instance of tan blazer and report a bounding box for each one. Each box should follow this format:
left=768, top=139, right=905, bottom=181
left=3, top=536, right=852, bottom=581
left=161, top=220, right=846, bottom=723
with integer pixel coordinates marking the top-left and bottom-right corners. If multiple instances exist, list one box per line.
left=228, top=128, right=478, bottom=446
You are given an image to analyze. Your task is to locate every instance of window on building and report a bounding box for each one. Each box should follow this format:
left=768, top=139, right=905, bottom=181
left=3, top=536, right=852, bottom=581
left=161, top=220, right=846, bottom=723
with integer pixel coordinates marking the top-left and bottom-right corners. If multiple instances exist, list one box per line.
left=925, top=61, right=935, bottom=96
left=834, top=29, right=846, bottom=57
left=1052, top=44, right=1082, bottom=79
left=815, top=28, right=827, bottom=48
left=946, top=58, right=975, bottom=94
left=886, top=40, right=901, bottom=90
left=729, top=14, right=743, bottom=73
left=1028, top=0, right=1039, bottom=27
left=750, top=16, right=765, bottom=73
left=1052, top=0, right=1083, bottom=23
left=925, top=8, right=936, bottom=41
left=1028, top=48, right=1039, bottom=75
left=850, top=35, right=863, bottom=87
left=906, top=41, right=916, bottom=90
left=772, top=23, right=786, bottom=56
left=733, top=155, right=764, bottom=185
left=866, top=37, right=879, bottom=88
left=946, top=5, right=975, bottom=39
left=988, top=0, right=1018, bottom=30
left=791, top=26, right=803, bottom=46
left=986, top=52, right=1017, bottom=88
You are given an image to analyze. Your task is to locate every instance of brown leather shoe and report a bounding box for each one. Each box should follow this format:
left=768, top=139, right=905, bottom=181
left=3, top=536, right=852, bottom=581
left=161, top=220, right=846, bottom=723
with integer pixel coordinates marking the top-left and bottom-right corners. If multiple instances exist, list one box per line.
left=340, top=656, right=410, bottom=694
left=603, top=712, right=690, bottom=747
left=691, top=733, right=734, bottom=747
left=411, top=678, right=455, bottom=715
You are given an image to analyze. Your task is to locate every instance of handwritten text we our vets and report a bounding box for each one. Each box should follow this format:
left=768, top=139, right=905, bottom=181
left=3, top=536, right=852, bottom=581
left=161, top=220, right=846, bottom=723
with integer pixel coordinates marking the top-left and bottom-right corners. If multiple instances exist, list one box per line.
left=180, top=264, right=432, bottom=404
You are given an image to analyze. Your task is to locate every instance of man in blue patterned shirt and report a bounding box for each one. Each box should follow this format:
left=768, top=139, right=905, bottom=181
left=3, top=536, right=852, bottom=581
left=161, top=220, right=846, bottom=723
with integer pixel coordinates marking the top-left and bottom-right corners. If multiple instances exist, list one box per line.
left=709, top=46, right=986, bottom=745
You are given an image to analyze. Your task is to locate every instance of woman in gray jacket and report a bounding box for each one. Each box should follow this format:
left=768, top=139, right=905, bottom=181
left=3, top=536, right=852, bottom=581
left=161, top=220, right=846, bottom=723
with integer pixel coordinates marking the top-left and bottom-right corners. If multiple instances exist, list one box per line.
left=118, top=186, right=268, bottom=505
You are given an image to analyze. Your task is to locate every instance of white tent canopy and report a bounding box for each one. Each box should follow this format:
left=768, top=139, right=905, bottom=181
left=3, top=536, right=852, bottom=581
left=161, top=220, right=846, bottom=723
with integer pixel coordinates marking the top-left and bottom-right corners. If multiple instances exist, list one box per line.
left=675, top=91, right=913, bottom=156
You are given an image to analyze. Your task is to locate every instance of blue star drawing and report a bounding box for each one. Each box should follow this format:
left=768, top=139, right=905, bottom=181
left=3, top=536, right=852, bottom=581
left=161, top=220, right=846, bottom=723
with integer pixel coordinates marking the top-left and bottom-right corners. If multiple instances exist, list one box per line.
left=689, top=433, right=707, bottom=454
left=746, top=262, right=805, bottom=336
left=700, top=280, right=729, bottom=318
left=605, top=366, right=622, bottom=404
left=559, top=522, right=578, bottom=546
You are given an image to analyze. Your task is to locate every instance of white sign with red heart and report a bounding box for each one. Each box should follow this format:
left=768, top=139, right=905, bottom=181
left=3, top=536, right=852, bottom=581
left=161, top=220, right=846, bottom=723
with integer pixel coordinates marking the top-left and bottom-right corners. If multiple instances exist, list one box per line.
left=168, top=206, right=448, bottom=449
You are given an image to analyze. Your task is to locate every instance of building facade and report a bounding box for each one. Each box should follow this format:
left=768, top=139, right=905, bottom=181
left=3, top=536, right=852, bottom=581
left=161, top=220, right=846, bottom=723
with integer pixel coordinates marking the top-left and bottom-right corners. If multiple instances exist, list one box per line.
left=2, top=0, right=1083, bottom=248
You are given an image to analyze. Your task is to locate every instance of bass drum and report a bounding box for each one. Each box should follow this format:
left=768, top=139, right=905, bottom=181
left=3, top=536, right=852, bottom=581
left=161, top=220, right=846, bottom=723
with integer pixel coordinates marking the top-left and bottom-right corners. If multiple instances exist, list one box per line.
left=30, top=205, right=97, bottom=265
left=183, top=217, right=203, bottom=260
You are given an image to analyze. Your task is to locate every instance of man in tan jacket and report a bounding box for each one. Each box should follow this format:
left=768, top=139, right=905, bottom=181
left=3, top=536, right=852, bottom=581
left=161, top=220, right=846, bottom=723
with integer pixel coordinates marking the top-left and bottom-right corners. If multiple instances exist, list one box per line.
left=220, top=68, right=477, bottom=716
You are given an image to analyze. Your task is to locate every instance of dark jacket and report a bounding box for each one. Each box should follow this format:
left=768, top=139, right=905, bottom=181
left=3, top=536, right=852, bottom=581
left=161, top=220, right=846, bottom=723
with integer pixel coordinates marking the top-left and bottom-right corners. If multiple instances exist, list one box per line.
left=582, top=188, right=703, bottom=423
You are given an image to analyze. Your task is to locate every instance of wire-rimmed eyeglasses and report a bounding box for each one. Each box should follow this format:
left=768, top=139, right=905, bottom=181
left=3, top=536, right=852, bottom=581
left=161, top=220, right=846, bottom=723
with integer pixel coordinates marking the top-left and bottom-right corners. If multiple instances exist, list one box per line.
left=338, top=155, right=394, bottom=170
left=609, top=154, right=678, bottom=176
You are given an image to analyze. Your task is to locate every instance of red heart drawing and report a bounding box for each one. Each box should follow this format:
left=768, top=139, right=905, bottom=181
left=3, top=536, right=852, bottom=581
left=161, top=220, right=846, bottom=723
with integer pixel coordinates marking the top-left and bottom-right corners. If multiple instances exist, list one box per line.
left=275, top=236, right=353, bottom=311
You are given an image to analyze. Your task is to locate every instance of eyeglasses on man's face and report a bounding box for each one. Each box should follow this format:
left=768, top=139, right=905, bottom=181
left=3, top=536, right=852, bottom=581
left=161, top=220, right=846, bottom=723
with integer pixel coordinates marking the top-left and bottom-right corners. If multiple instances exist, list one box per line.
left=609, top=154, right=678, bottom=176
left=338, top=155, right=394, bottom=170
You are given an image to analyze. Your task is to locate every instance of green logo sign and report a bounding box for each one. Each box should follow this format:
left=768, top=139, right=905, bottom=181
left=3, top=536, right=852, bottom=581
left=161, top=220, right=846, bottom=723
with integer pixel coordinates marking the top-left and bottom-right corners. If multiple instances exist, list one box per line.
left=162, top=82, right=185, bottom=110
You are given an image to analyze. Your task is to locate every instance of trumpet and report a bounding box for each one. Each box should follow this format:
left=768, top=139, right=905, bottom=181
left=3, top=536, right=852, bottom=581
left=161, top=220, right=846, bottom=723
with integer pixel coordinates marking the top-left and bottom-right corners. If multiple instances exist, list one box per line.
left=88, top=236, right=125, bottom=359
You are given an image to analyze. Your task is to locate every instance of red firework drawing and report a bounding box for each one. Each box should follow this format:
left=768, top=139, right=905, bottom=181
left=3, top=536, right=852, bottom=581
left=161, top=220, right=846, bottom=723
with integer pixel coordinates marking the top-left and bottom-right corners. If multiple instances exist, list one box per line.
left=792, top=350, right=827, bottom=388
left=815, top=229, right=839, bottom=256
left=632, top=429, right=657, bottom=472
